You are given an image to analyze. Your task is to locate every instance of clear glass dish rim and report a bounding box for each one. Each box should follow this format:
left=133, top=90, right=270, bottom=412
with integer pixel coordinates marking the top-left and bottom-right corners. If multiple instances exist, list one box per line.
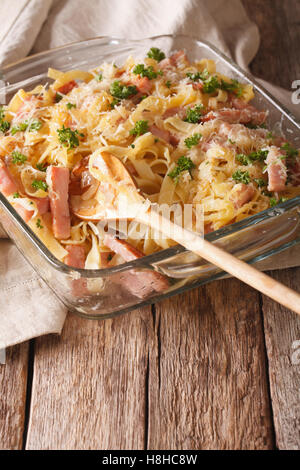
left=1, top=33, right=300, bottom=278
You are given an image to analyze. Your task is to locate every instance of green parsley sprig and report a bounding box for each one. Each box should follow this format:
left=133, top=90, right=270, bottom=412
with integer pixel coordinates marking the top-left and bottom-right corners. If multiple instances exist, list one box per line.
left=147, top=48, right=166, bottom=62
left=184, top=133, right=202, bottom=149
left=168, top=156, right=195, bottom=183
left=184, top=104, right=203, bottom=124
left=232, top=170, right=251, bottom=185
left=129, top=120, right=149, bottom=137
left=11, top=120, right=42, bottom=135
left=110, top=81, right=138, bottom=100
left=11, top=151, right=27, bottom=165
left=32, top=179, right=48, bottom=192
left=236, top=149, right=269, bottom=166
left=133, top=64, right=161, bottom=80
left=57, top=125, right=84, bottom=149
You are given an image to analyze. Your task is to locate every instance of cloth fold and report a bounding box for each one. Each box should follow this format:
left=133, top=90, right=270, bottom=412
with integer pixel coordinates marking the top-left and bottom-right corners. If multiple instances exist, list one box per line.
left=0, top=0, right=299, bottom=348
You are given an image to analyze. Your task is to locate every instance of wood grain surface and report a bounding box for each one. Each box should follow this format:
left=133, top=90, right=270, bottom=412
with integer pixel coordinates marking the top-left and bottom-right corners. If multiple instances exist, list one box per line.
left=0, top=343, right=29, bottom=449
left=148, top=282, right=274, bottom=450
left=261, top=268, right=300, bottom=450
left=26, top=309, right=152, bottom=450
left=0, top=0, right=299, bottom=451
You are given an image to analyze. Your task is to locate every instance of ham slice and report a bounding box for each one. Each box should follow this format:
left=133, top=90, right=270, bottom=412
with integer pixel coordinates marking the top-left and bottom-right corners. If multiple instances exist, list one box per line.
left=103, top=234, right=145, bottom=262
left=131, top=76, right=152, bottom=94
left=33, top=197, right=50, bottom=215
left=64, top=245, right=86, bottom=268
left=104, top=233, right=169, bottom=298
left=202, top=102, right=267, bottom=126
left=64, top=245, right=88, bottom=297
left=265, top=146, right=287, bottom=192
left=0, top=162, right=18, bottom=196
left=230, top=183, right=255, bottom=209
left=162, top=107, right=186, bottom=120
left=46, top=166, right=71, bottom=239
left=15, top=197, right=50, bottom=222
left=56, top=80, right=78, bottom=95
left=159, top=50, right=188, bottom=70
left=149, top=124, right=179, bottom=146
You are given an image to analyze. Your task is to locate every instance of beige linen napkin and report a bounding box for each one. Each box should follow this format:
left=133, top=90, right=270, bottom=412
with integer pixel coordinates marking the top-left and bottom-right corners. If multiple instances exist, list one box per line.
left=0, top=0, right=299, bottom=348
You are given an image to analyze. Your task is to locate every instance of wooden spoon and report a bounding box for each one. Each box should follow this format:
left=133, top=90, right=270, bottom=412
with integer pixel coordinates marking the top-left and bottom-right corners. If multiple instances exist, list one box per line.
left=83, top=150, right=300, bottom=315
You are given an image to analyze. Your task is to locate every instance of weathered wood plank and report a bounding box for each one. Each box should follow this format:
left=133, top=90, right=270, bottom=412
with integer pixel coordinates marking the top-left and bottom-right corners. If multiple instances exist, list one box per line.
left=243, top=0, right=300, bottom=450
left=242, top=0, right=300, bottom=88
left=25, top=308, right=152, bottom=450
left=148, top=280, right=274, bottom=450
left=0, top=343, right=29, bottom=449
left=261, top=268, right=300, bottom=450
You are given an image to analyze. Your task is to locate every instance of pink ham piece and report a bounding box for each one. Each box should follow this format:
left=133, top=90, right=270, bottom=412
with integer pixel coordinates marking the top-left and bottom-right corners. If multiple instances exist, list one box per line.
left=230, top=183, right=255, bottom=209
left=265, top=146, right=287, bottom=192
left=14, top=197, right=49, bottom=223
left=56, top=80, right=78, bottom=96
left=162, top=107, right=186, bottom=120
left=64, top=245, right=88, bottom=297
left=159, top=50, right=189, bottom=70
left=149, top=124, right=179, bottom=146
left=131, top=76, right=152, bottom=94
left=0, top=162, right=18, bottom=196
left=104, top=233, right=145, bottom=262
left=202, top=107, right=267, bottom=126
left=46, top=166, right=71, bottom=239
left=64, top=245, right=86, bottom=268
left=14, top=204, right=34, bottom=222
left=104, top=233, right=169, bottom=298
left=33, top=197, right=50, bottom=215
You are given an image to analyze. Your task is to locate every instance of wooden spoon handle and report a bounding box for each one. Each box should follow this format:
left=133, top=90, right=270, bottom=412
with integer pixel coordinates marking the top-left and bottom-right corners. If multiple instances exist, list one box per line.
left=139, top=210, right=300, bottom=315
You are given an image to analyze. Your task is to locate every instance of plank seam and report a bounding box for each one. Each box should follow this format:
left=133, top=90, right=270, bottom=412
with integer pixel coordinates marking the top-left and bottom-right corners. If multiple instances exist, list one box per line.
left=22, top=339, right=35, bottom=450
left=258, top=293, right=277, bottom=449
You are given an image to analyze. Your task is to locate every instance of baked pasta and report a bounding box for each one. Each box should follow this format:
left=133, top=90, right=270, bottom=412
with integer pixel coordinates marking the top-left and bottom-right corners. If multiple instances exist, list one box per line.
left=0, top=47, right=299, bottom=271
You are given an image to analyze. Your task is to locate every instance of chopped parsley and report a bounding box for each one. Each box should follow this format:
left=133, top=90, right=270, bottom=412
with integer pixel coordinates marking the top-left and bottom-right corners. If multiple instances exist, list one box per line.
left=147, top=47, right=165, bottom=62
left=184, top=104, right=203, bottom=124
left=96, top=73, right=103, bottom=81
left=165, top=80, right=172, bottom=88
left=130, top=144, right=135, bottom=149
left=281, top=142, right=299, bottom=159
left=0, top=106, right=10, bottom=133
left=168, top=156, right=195, bottom=183
left=186, top=70, right=209, bottom=82
left=110, top=81, right=138, bottom=100
left=110, top=98, right=120, bottom=109
left=36, top=163, right=47, bottom=172
left=228, top=138, right=236, bottom=145
left=236, top=149, right=268, bottom=166
left=32, top=179, right=48, bottom=192
left=133, top=64, right=158, bottom=80
left=184, top=133, right=202, bottom=148
left=220, top=79, right=243, bottom=97
left=11, top=151, right=27, bottom=165
left=36, top=218, right=44, bottom=229
left=11, top=119, right=42, bottom=135
left=202, top=76, right=220, bottom=94
left=270, top=197, right=288, bottom=207
left=254, top=178, right=266, bottom=188
left=266, top=132, right=274, bottom=139
left=66, top=102, right=76, bottom=110
left=13, top=192, right=20, bottom=198
left=57, top=125, right=84, bottom=149
left=55, top=93, right=63, bottom=103
left=129, top=120, right=149, bottom=136
left=232, top=170, right=251, bottom=185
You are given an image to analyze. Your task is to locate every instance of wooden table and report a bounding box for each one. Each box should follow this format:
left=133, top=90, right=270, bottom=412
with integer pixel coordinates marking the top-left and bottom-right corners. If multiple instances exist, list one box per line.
left=1, top=0, right=299, bottom=451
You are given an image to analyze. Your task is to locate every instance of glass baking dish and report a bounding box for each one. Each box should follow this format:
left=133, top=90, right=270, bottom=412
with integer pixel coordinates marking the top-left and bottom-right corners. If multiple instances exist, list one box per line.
left=0, top=34, right=299, bottom=319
